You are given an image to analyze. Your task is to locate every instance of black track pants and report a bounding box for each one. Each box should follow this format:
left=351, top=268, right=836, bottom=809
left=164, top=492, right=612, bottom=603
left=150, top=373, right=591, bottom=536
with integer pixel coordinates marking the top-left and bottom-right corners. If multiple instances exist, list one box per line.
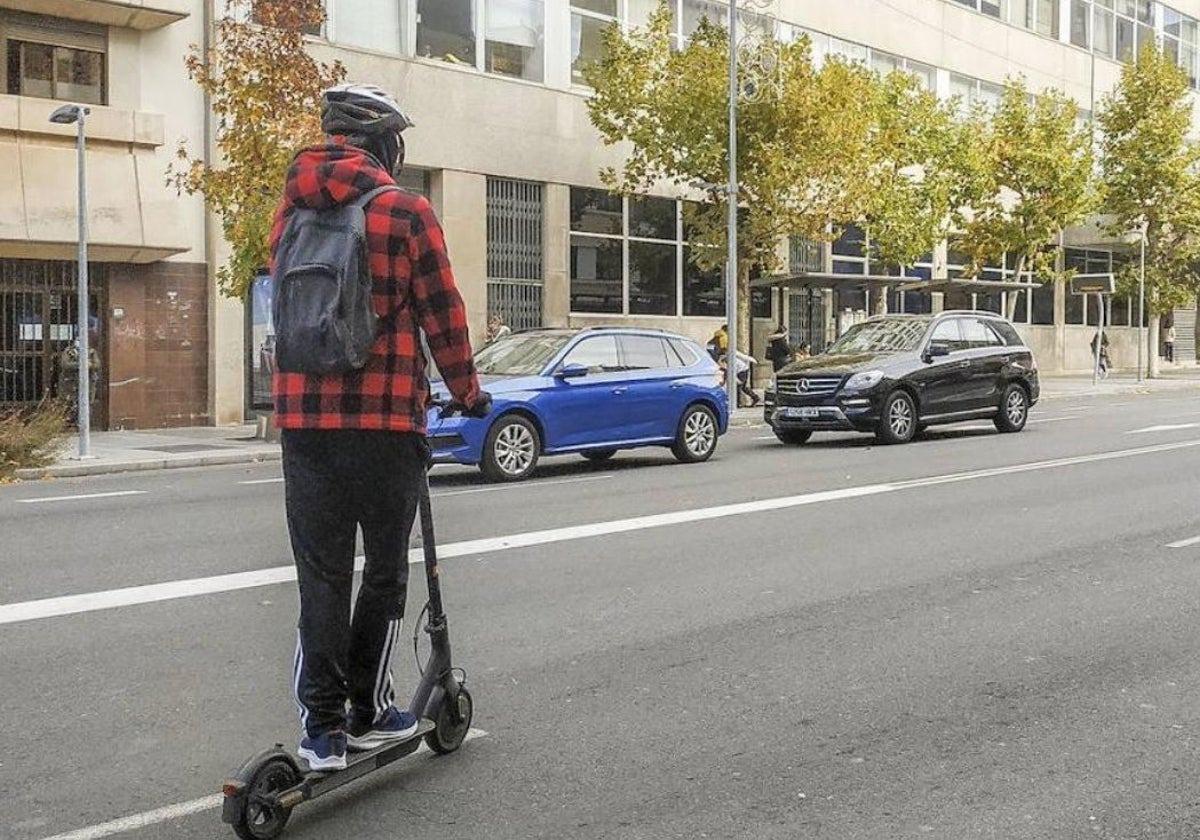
left=281, top=429, right=427, bottom=737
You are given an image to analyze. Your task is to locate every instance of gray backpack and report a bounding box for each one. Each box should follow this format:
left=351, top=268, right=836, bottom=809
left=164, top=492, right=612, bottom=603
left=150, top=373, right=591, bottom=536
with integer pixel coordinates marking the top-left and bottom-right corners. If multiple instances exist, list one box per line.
left=272, top=185, right=399, bottom=374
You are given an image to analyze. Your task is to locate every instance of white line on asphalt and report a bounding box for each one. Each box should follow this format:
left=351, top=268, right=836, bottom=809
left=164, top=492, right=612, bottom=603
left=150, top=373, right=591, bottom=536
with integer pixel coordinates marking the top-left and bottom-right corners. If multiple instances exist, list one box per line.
left=1126, top=423, right=1200, bottom=435
left=432, top=474, right=613, bottom=497
left=15, top=490, right=147, bottom=505
left=236, top=474, right=614, bottom=494
left=1166, top=535, right=1200, bottom=549
left=5, top=438, right=1200, bottom=627
left=1029, top=416, right=1079, bottom=424
left=35, top=729, right=489, bottom=840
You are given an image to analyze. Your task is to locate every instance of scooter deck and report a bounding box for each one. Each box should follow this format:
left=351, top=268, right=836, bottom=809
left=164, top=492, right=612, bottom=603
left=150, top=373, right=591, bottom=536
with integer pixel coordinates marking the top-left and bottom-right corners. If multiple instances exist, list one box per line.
left=277, top=719, right=436, bottom=808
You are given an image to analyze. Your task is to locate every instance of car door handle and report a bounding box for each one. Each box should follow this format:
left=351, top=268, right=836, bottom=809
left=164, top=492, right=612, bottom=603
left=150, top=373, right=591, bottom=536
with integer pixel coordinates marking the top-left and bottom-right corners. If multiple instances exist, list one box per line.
left=612, top=387, right=627, bottom=395
left=958, top=360, right=971, bottom=368
left=670, top=382, right=685, bottom=389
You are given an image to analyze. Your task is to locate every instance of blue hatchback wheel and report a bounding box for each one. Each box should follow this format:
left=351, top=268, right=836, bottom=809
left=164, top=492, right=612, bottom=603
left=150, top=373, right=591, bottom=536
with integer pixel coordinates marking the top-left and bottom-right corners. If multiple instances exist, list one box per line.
left=671, top=404, right=718, bottom=464
left=481, top=415, right=540, bottom=482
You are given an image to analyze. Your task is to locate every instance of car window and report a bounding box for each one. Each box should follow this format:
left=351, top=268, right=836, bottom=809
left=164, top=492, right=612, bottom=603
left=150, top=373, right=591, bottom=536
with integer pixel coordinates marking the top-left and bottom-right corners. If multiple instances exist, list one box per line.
left=668, top=338, right=700, bottom=367
left=619, top=335, right=671, bottom=370
left=929, top=319, right=963, bottom=352
left=961, top=318, right=1004, bottom=349
left=989, top=320, right=1023, bottom=346
left=560, top=336, right=621, bottom=374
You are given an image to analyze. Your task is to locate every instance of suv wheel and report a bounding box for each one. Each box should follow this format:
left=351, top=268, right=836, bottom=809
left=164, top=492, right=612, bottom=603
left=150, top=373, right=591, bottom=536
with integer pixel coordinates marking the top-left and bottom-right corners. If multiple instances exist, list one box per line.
left=994, top=383, right=1029, bottom=433
left=876, top=390, right=917, bottom=445
left=773, top=428, right=812, bottom=445
left=672, top=404, right=718, bottom=463
left=481, top=415, right=540, bottom=481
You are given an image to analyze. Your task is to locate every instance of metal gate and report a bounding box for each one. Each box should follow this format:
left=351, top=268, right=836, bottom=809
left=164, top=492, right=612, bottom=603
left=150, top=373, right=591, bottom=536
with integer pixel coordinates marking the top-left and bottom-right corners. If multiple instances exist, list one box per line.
left=787, top=289, right=827, bottom=354
left=0, top=259, right=106, bottom=423
left=486, top=177, right=544, bottom=332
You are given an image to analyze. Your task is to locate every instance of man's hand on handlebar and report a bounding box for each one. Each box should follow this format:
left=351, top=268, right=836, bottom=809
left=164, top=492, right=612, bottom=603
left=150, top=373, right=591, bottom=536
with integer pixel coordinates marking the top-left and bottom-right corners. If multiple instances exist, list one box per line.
left=443, top=391, right=492, bottom=419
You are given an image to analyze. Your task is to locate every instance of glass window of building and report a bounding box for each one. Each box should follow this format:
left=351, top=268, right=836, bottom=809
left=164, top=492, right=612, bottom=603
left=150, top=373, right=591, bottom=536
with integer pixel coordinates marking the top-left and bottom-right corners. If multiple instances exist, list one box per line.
left=484, top=0, right=545, bottom=81
left=571, top=0, right=617, bottom=85
left=417, top=0, right=476, bottom=64
left=629, top=205, right=679, bottom=315
left=4, top=16, right=106, bottom=106
left=682, top=0, right=728, bottom=38
left=333, top=0, right=405, bottom=53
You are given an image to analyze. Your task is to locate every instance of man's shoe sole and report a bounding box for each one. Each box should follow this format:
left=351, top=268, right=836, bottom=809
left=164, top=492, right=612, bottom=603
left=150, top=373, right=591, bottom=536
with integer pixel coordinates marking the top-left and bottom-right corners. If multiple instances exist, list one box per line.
left=346, top=721, right=420, bottom=752
left=298, top=746, right=347, bottom=771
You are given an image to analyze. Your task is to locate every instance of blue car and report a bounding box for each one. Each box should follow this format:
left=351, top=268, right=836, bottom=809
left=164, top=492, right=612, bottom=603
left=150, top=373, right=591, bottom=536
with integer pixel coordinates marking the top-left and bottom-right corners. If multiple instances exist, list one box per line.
left=428, top=327, right=729, bottom=481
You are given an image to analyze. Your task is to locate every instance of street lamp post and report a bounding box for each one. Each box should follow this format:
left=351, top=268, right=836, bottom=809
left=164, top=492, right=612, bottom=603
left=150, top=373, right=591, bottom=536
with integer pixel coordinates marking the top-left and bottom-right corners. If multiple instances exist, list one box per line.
left=725, top=0, right=739, bottom=413
left=1138, top=220, right=1147, bottom=382
left=50, top=103, right=92, bottom=459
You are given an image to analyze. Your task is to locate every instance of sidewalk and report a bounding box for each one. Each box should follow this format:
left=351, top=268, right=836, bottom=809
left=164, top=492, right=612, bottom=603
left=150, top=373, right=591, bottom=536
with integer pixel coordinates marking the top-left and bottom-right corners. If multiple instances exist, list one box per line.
left=15, top=371, right=1200, bottom=480
left=15, top=424, right=279, bottom=480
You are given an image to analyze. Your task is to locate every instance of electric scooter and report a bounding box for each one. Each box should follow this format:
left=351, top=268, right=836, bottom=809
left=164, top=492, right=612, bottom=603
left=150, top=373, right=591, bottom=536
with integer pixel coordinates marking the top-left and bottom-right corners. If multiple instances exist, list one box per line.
left=220, top=474, right=473, bottom=840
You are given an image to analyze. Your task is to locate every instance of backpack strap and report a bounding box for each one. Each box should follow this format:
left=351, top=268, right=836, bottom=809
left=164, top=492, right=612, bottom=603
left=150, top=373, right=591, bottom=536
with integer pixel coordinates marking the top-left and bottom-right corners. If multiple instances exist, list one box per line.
left=353, top=184, right=403, bottom=209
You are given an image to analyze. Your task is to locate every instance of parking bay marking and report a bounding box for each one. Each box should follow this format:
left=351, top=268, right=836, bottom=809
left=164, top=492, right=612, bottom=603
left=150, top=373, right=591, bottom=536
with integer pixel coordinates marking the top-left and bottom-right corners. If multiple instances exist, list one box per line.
left=34, top=729, right=489, bottom=840
left=1127, top=423, right=1200, bottom=435
left=1166, top=535, right=1200, bottom=549
left=15, top=490, right=147, bottom=505
left=5, top=437, right=1200, bottom=627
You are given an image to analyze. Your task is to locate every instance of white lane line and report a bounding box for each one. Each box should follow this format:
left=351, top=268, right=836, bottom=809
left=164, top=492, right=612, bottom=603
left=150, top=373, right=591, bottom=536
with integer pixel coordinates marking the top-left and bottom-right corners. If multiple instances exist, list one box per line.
left=1166, top=535, right=1200, bottom=549
left=237, top=475, right=613, bottom=494
left=36, top=728, right=488, bottom=840
left=433, top=474, right=613, bottom=497
left=1029, top=416, right=1079, bottom=424
left=1127, top=423, right=1200, bottom=435
left=5, top=437, right=1200, bottom=627
left=15, top=490, right=147, bottom=505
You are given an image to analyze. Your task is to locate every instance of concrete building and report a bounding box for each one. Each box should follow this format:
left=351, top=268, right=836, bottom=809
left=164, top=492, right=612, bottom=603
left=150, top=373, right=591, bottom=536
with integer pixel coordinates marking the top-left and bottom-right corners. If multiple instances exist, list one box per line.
left=2, top=0, right=1198, bottom=428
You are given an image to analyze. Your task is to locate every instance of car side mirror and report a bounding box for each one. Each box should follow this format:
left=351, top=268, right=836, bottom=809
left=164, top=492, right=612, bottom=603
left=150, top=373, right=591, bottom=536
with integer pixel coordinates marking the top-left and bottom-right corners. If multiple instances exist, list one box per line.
left=924, top=342, right=951, bottom=362
left=556, top=362, right=589, bottom=379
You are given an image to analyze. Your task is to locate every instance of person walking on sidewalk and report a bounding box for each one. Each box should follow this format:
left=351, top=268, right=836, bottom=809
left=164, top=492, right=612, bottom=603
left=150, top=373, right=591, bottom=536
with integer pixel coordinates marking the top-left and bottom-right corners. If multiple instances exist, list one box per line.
left=1091, top=329, right=1111, bottom=379
left=270, top=84, right=490, bottom=772
left=1166, top=323, right=1177, bottom=363
left=767, top=322, right=793, bottom=372
left=707, top=323, right=729, bottom=361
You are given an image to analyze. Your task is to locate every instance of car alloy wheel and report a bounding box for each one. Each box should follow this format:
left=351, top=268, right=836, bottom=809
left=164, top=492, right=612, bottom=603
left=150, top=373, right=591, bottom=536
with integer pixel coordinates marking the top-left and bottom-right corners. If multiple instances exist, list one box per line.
left=1005, top=388, right=1027, bottom=426
left=684, top=409, right=716, bottom=457
left=888, top=397, right=913, bottom=439
left=494, top=422, right=536, bottom=476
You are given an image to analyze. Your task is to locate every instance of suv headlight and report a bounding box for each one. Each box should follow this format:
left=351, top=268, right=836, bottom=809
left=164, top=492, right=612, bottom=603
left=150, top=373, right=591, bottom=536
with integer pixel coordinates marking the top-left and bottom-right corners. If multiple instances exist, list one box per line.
left=844, top=370, right=884, bottom=391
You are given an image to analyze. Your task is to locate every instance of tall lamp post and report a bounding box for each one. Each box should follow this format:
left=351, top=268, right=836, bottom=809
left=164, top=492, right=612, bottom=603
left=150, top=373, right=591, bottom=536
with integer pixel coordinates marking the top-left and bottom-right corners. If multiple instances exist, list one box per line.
left=50, top=103, right=92, bottom=458
left=725, top=0, right=739, bottom=412
left=1138, top=219, right=1147, bottom=382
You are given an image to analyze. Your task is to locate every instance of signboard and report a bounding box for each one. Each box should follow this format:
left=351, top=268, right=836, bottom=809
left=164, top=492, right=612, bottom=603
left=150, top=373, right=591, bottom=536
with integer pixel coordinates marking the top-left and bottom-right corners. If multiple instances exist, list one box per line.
left=1070, top=273, right=1115, bottom=295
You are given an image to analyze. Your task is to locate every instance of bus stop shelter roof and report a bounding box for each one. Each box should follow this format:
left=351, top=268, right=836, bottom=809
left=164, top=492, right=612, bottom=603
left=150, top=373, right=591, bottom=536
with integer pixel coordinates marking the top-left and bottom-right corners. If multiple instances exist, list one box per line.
left=750, top=272, right=1037, bottom=293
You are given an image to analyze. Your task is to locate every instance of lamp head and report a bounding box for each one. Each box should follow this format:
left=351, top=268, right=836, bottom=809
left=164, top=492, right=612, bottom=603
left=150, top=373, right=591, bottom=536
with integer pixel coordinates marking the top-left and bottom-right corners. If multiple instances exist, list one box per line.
left=49, top=104, right=89, bottom=124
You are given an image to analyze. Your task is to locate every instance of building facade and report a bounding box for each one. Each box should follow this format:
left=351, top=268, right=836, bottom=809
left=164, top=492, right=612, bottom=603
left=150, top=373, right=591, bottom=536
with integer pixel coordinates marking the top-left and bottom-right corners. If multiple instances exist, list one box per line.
left=2, top=0, right=1198, bottom=428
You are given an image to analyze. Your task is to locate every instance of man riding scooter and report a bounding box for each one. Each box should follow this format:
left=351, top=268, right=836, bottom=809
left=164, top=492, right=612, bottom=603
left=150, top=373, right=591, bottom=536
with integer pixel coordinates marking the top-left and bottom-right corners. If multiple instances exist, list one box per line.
left=269, top=83, right=490, bottom=771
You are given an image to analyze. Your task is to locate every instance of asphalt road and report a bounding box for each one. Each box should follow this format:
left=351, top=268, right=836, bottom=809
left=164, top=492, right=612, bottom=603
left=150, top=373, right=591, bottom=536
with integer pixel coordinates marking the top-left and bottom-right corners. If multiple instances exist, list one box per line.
left=4, top=390, right=1200, bottom=840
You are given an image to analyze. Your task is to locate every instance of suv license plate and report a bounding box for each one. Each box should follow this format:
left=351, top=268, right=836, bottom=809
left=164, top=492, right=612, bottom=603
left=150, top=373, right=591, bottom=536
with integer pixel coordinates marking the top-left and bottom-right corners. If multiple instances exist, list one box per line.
left=783, top=407, right=820, bottom=419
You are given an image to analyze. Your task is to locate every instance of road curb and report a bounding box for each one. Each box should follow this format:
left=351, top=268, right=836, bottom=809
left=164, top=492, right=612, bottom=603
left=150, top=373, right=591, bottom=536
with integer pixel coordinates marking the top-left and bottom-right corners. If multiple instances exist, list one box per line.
left=15, top=448, right=282, bottom=480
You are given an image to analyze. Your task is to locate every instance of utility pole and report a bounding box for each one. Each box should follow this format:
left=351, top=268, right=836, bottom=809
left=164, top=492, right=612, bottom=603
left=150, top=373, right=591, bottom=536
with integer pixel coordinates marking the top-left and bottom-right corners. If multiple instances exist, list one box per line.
left=725, top=0, right=739, bottom=412
left=50, top=104, right=92, bottom=459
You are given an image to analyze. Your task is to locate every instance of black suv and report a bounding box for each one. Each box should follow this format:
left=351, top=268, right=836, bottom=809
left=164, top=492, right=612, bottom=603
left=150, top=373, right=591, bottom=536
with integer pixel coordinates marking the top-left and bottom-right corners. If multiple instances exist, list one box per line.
left=765, top=312, right=1039, bottom=445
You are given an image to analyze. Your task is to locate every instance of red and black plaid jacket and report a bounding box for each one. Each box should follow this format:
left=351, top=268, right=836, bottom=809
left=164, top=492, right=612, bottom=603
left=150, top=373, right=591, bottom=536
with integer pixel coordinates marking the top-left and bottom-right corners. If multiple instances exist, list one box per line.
left=269, top=143, right=480, bottom=433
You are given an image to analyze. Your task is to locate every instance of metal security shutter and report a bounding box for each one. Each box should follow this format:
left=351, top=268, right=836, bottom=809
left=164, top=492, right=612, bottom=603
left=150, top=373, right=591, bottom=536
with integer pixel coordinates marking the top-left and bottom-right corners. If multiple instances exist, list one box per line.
left=1174, top=305, right=1196, bottom=364
left=486, top=177, right=543, bottom=332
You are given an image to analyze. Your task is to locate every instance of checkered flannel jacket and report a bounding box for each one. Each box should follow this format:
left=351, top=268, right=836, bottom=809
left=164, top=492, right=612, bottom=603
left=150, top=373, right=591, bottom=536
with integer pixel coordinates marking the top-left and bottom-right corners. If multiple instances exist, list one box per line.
left=269, top=143, right=481, bottom=433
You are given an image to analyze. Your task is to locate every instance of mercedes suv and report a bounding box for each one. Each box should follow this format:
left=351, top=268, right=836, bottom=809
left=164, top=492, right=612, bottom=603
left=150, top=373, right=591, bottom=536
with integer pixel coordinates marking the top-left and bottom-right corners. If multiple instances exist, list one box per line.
left=764, top=312, right=1039, bottom=445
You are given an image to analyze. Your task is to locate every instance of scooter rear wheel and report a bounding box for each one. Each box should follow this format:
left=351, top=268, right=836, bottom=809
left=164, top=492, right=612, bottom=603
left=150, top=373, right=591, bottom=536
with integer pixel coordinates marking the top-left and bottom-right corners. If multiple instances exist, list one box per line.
left=426, top=686, right=473, bottom=755
left=232, top=758, right=300, bottom=840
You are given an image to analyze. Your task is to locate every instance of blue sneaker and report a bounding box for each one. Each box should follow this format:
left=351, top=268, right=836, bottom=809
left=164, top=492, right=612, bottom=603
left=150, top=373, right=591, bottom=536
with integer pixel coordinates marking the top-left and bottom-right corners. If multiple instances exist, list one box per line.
left=347, top=706, right=419, bottom=751
left=298, top=729, right=347, bottom=771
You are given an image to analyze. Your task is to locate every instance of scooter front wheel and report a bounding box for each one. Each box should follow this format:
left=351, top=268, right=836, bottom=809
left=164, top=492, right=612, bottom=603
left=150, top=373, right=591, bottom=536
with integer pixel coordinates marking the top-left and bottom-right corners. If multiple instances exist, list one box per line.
left=232, top=758, right=300, bottom=840
left=426, top=686, right=473, bottom=755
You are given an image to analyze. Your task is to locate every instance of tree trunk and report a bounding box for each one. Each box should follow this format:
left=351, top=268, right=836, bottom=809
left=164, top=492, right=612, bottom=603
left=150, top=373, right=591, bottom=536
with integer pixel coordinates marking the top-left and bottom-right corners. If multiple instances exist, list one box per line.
left=737, top=261, right=752, bottom=355
left=1005, top=253, right=1027, bottom=322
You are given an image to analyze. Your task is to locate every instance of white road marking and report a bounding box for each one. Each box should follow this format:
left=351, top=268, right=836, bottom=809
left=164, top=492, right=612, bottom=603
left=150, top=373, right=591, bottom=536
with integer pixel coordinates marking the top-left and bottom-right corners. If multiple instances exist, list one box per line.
left=4, top=438, right=1200, bottom=627
left=1029, top=416, right=1079, bottom=424
left=1126, top=423, right=1200, bottom=435
left=433, top=474, right=613, bottom=497
left=1166, top=535, right=1200, bottom=549
left=35, top=729, right=488, bottom=840
left=237, top=474, right=613, bottom=494
left=15, top=490, right=147, bottom=505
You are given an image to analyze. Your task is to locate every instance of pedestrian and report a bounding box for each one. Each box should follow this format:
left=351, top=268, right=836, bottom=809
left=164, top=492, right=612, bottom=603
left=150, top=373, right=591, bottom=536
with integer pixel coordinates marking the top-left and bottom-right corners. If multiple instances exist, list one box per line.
left=269, top=83, right=491, bottom=772
left=707, top=323, right=729, bottom=361
left=486, top=313, right=510, bottom=344
left=795, top=342, right=811, bottom=361
left=735, top=350, right=760, bottom=407
left=1090, top=329, right=1111, bottom=379
left=767, top=322, right=793, bottom=372
left=1166, top=323, right=1177, bottom=363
